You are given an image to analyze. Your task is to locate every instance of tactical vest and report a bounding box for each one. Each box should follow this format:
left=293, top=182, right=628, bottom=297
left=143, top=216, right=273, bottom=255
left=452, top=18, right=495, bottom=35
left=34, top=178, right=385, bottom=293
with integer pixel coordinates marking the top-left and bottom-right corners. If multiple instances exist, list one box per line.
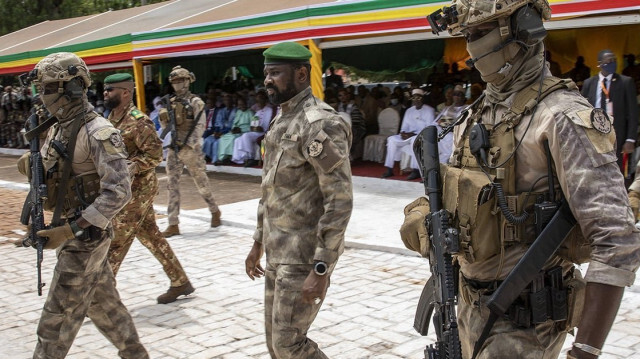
left=443, top=77, right=590, bottom=265
left=43, top=114, right=101, bottom=216
left=172, top=98, right=194, bottom=137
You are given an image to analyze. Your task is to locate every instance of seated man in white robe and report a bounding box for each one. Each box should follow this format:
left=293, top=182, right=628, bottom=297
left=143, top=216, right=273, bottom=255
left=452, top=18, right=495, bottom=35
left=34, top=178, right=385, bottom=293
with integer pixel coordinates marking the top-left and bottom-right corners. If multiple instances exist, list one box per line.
left=232, top=90, right=274, bottom=167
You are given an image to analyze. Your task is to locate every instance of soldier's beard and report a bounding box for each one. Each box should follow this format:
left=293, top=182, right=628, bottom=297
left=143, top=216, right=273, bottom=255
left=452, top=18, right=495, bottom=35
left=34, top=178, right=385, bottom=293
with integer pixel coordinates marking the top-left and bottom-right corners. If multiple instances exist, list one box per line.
left=104, top=94, right=121, bottom=110
left=267, top=79, right=297, bottom=105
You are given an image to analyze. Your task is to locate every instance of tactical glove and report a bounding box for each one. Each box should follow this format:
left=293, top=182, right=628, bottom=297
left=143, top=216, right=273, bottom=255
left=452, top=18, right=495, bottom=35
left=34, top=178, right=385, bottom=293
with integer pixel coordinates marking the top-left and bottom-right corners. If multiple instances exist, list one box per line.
left=17, top=152, right=31, bottom=180
left=399, top=197, right=430, bottom=256
left=37, top=223, right=75, bottom=250
left=629, top=190, right=640, bottom=220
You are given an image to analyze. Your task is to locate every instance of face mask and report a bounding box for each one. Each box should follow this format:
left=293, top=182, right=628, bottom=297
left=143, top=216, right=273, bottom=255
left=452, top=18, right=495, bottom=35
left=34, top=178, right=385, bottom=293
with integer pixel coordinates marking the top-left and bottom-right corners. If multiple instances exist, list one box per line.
left=466, top=27, right=521, bottom=84
left=390, top=98, right=399, bottom=105
left=172, top=80, right=190, bottom=96
left=42, top=93, right=70, bottom=117
left=600, top=61, right=617, bottom=75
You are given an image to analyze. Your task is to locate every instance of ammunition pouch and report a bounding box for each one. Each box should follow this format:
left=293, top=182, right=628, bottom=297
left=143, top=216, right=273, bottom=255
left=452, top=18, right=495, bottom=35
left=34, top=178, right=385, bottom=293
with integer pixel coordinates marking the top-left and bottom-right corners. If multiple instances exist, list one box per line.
left=158, top=108, right=169, bottom=127
left=44, top=169, right=101, bottom=213
left=461, top=266, right=579, bottom=329
left=173, top=101, right=193, bottom=132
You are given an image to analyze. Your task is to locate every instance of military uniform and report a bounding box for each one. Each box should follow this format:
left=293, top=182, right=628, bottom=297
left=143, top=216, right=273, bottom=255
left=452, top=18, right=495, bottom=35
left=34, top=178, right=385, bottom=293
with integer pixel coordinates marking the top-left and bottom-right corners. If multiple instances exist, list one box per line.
left=401, top=2, right=640, bottom=358
left=255, top=85, right=353, bottom=358
left=160, top=67, right=220, bottom=233
left=21, top=52, right=148, bottom=359
left=108, top=99, right=190, bottom=290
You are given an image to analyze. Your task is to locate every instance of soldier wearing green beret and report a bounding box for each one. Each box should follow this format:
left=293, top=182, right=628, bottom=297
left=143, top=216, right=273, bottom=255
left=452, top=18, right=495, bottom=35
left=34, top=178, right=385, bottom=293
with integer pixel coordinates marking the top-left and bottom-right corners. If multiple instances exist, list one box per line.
left=245, top=41, right=354, bottom=359
left=103, top=73, right=194, bottom=304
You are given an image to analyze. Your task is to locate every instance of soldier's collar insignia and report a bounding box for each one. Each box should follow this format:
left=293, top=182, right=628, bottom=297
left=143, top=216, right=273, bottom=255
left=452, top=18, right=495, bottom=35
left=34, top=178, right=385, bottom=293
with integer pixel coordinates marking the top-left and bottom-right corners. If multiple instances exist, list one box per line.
left=308, top=140, right=323, bottom=157
left=590, top=108, right=611, bottom=134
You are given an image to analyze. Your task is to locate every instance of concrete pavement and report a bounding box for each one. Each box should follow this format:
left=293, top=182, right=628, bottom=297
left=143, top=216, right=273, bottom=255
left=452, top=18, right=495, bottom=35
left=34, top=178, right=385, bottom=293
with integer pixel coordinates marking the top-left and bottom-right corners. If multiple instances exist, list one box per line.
left=1, top=149, right=640, bottom=358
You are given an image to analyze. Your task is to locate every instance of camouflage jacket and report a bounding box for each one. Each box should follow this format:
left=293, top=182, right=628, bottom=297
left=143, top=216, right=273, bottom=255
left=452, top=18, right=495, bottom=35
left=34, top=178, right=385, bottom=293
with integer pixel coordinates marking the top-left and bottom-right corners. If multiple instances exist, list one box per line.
left=108, top=101, right=162, bottom=197
left=254, top=87, right=353, bottom=265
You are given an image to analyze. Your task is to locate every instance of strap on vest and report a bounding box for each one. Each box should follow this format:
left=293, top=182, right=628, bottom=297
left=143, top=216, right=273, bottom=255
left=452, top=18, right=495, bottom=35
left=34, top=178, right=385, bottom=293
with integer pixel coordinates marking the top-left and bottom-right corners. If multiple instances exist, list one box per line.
left=24, top=116, right=57, bottom=142
left=510, top=77, right=577, bottom=118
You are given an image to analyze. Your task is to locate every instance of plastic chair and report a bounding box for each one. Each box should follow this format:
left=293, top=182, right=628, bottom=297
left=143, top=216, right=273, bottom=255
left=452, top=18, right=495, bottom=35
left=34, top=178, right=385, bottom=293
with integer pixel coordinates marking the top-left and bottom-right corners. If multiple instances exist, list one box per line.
left=362, top=108, right=400, bottom=163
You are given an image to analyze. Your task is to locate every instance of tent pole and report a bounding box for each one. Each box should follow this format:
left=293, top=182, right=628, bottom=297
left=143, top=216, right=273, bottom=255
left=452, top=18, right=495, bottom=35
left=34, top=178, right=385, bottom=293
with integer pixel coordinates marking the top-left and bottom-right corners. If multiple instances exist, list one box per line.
left=307, top=39, right=324, bottom=100
left=132, top=58, right=146, bottom=113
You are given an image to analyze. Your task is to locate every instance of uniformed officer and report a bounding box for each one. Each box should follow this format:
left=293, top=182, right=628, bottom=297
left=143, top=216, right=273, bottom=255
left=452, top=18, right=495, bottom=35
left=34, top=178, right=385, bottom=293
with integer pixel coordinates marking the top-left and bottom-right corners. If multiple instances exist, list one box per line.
left=244, top=42, right=353, bottom=359
left=103, top=73, right=194, bottom=304
left=18, top=52, right=148, bottom=358
left=400, top=1, right=640, bottom=358
left=159, top=65, right=221, bottom=237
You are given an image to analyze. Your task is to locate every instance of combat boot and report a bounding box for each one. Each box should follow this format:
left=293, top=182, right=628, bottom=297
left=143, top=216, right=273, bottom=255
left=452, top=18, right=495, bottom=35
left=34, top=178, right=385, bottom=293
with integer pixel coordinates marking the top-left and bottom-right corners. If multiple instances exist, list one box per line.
left=157, top=281, right=195, bottom=304
left=162, top=224, right=180, bottom=238
left=211, top=210, right=222, bottom=227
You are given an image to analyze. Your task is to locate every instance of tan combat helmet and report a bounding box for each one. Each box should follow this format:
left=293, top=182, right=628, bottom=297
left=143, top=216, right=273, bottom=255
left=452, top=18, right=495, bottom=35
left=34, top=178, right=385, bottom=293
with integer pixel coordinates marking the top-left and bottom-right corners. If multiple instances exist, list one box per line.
left=428, top=0, right=551, bottom=36
left=168, top=65, right=196, bottom=83
left=33, top=52, right=91, bottom=88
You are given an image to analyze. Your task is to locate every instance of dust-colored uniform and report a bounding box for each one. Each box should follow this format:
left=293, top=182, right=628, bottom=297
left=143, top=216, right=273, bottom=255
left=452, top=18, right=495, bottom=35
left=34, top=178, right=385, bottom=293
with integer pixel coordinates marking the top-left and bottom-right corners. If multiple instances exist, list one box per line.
left=33, top=113, right=148, bottom=359
left=404, top=77, right=640, bottom=358
left=254, top=87, right=353, bottom=358
left=108, top=101, right=189, bottom=286
left=164, top=93, right=219, bottom=225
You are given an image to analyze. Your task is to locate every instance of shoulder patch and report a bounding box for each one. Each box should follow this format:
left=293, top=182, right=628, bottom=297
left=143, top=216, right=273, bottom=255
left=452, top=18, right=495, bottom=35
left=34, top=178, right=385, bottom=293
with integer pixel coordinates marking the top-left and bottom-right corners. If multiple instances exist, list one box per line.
left=303, top=99, right=340, bottom=124
left=589, top=108, right=611, bottom=134
left=568, top=108, right=615, bottom=154
left=92, top=127, right=117, bottom=141
left=130, top=109, right=144, bottom=120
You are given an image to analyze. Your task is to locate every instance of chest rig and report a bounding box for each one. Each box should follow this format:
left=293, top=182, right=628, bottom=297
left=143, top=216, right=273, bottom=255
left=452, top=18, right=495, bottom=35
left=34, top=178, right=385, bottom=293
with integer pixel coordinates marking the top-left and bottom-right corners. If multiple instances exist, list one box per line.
left=443, top=77, right=582, bottom=264
left=42, top=113, right=100, bottom=221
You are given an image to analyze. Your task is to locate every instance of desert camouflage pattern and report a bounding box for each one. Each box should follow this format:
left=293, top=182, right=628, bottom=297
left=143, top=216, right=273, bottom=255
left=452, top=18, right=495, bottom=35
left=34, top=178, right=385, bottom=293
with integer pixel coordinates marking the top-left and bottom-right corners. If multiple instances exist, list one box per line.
left=254, top=87, right=353, bottom=266
left=168, top=65, right=196, bottom=83
left=108, top=102, right=189, bottom=287
left=33, top=109, right=146, bottom=358
left=165, top=91, right=218, bottom=225
left=33, top=52, right=91, bottom=88
left=443, top=0, right=551, bottom=36
left=264, top=263, right=331, bottom=359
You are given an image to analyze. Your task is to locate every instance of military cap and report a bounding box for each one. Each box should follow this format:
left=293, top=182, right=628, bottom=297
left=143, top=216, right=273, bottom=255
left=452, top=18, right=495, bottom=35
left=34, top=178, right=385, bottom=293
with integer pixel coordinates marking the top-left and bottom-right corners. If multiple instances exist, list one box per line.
left=263, top=42, right=312, bottom=64
left=104, top=73, right=133, bottom=84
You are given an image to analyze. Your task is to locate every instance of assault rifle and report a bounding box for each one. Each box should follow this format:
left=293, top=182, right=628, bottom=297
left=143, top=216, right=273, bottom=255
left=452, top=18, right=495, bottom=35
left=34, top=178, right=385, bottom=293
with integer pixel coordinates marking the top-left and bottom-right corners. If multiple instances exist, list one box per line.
left=413, top=126, right=462, bottom=359
left=159, top=95, right=180, bottom=153
left=20, top=111, right=49, bottom=296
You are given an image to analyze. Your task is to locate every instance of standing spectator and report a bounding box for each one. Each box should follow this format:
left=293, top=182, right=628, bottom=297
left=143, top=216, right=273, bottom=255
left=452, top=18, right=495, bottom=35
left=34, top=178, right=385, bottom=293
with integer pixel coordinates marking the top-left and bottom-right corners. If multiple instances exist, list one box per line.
left=337, top=88, right=366, bottom=160
left=563, top=56, right=591, bottom=90
left=202, top=93, right=235, bottom=163
left=158, top=66, right=222, bottom=238
left=582, top=49, right=639, bottom=177
left=545, top=50, right=562, bottom=77
left=381, top=88, right=436, bottom=180
left=232, top=90, right=273, bottom=167
left=216, top=96, right=253, bottom=164
left=245, top=42, right=352, bottom=359
left=103, top=73, right=194, bottom=304
left=325, top=66, right=344, bottom=90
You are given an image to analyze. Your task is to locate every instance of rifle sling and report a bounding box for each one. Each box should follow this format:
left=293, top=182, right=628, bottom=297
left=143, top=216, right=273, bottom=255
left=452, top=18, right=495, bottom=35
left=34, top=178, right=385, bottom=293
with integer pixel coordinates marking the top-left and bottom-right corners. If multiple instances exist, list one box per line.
left=180, top=108, right=204, bottom=149
left=24, top=116, right=57, bottom=142
left=51, top=114, right=85, bottom=227
left=470, top=200, right=576, bottom=359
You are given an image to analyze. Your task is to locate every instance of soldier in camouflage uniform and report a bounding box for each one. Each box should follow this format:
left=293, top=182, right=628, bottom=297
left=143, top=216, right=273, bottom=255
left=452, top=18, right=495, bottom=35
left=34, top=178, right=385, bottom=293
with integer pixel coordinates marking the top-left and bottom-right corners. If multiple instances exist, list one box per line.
left=400, top=1, right=640, bottom=358
left=159, top=65, right=221, bottom=237
left=245, top=42, right=353, bottom=359
left=17, top=53, right=148, bottom=359
left=103, top=73, right=194, bottom=304
left=0, top=85, right=23, bottom=147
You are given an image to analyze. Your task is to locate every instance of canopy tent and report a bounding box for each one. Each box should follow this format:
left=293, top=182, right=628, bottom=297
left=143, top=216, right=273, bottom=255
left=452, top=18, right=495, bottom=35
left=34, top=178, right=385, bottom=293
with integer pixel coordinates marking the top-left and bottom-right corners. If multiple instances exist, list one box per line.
left=0, top=0, right=638, bottom=111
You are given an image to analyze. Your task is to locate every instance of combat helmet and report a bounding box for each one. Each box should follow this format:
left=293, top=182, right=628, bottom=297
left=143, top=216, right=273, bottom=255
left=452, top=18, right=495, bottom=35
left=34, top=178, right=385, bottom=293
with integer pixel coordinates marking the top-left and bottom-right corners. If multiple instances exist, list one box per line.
left=428, top=0, right=551, bottom=36
left=168, top=66, right=196, bottom=83
left=32, top=52, right=91, bottom=88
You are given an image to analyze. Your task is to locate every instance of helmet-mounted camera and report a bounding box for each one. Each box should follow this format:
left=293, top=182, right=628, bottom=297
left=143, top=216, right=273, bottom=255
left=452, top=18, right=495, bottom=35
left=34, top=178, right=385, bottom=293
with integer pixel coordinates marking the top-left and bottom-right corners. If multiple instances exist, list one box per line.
left=427, top=5, right=458, bottom=35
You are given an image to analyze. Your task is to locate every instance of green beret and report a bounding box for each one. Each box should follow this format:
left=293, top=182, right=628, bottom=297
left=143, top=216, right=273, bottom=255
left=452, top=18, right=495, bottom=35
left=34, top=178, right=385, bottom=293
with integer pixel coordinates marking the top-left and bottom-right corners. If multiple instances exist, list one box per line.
left=104, top=73, right=133, bottom=84
left=263, top=42, right=312, bottom=64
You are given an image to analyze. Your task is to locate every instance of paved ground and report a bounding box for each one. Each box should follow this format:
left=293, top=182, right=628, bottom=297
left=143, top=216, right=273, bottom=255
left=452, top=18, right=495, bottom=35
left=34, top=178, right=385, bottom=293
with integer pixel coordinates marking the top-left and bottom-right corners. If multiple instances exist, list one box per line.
left=1, top=150, right=640, bottom=358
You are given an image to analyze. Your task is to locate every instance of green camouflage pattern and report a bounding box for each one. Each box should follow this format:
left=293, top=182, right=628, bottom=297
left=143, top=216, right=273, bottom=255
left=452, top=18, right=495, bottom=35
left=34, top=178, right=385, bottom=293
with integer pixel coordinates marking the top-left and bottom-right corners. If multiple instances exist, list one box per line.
left=108, top=102, right=189, bottom=287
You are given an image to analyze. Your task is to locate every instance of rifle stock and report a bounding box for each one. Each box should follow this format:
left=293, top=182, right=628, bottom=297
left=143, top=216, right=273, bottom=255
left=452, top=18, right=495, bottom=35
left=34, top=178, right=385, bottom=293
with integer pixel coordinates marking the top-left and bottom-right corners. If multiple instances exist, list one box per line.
left=20, top=112, right=49, bottom=296
left=413, top=126, right=462, bottom=359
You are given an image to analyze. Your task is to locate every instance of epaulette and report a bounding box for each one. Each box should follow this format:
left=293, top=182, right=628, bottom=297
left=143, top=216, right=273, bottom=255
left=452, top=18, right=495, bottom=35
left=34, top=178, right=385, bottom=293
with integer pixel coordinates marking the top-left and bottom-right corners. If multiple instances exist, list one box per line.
left=303, top=97, right=340, bottom=124
left=130, top=108, right=145, bottom=120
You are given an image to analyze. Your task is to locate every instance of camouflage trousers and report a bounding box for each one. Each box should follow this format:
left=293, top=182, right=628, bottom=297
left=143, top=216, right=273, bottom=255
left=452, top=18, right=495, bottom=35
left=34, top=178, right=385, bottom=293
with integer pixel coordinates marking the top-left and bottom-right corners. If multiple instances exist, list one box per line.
left=265, top=263, right=330, bottom=359
left=458, top=282, right=568, bottom=359
left=109, top=189, right=189, bottom=287
left=33, top=231, right=148, bottom=359
left=166, top=143, right=219, bottom=225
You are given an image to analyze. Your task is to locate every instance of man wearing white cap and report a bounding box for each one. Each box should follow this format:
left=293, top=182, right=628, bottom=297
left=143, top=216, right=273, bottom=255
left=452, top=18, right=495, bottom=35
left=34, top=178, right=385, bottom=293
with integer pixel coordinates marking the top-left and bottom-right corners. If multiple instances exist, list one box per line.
left=381, top=88, right=436, bottom=179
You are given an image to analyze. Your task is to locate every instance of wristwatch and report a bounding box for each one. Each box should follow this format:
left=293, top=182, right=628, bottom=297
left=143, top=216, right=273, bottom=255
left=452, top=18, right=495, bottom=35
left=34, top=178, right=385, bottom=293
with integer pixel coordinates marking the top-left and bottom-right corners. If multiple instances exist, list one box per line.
left=69, top=221, right=85, bottom=238
left=313, top=261, right=328, bottom=276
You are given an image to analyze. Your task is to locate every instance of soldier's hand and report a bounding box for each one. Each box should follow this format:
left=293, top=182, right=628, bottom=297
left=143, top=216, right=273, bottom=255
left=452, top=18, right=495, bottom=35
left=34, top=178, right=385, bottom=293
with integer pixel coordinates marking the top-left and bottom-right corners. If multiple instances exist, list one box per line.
left=245, top=240, right=265, bottom=280
left=301, top=271, right=329, bottom=304
left=38, top=223, right=75, bottom=250
left=629, top=190, right=640, bottom=220
left=399, top=197, right=431, bottom=256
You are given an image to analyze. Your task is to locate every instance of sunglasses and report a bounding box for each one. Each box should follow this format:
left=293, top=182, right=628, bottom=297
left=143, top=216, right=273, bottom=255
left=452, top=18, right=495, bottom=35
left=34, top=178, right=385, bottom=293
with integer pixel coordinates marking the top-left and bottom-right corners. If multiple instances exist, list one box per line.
left=105, top=86, right=127, bottom=92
